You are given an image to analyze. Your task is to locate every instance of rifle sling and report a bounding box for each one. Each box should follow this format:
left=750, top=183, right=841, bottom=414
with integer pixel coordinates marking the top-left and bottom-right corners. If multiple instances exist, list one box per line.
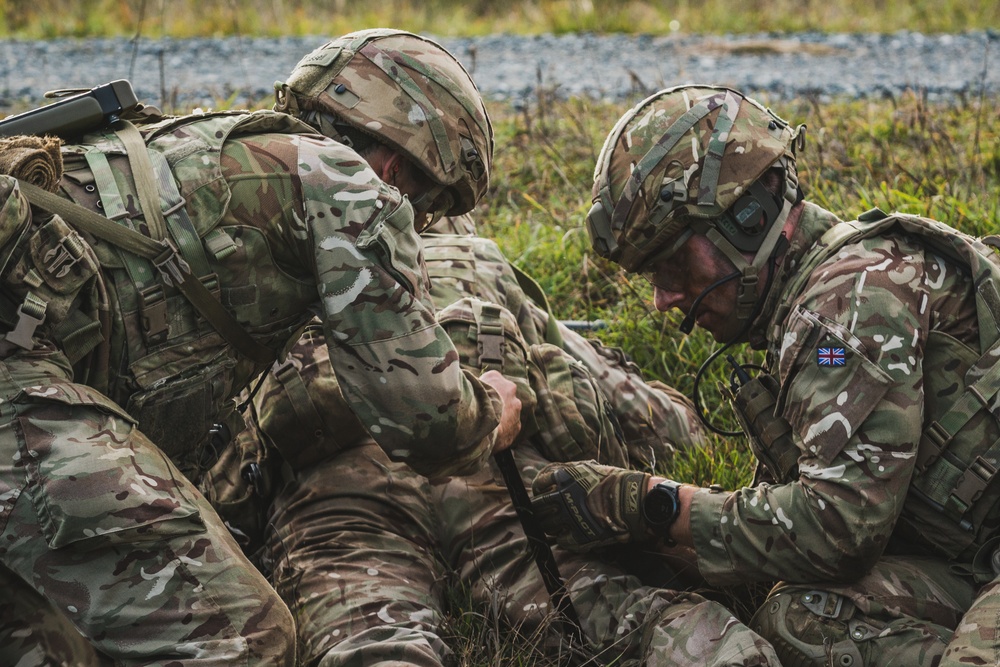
left=18, top=179, right=275, bottom=365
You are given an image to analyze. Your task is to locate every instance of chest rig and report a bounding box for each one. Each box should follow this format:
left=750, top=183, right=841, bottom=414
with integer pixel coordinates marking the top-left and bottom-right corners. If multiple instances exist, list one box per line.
left=2, top=111, right=316, bottom=475
left=752, top=209, right=1000, bottom=559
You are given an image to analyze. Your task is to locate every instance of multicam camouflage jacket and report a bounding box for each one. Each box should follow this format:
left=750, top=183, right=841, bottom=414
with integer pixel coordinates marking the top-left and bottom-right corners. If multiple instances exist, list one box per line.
left=422, top=220, right=704, bottom=467
left=0, top=111, right=500, bottom=479
left=254, top=215, right=704, bottom=475
left=689, top=201, right=1000, bottom=586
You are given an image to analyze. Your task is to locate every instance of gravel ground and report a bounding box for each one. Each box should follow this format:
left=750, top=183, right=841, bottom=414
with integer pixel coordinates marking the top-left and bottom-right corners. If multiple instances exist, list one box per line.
left=0, top=31, right=997, bottom=112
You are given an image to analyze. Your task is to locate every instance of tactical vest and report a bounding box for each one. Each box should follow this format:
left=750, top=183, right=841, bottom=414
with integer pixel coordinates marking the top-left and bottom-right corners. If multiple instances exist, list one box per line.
left=435, top=296, right=627, bottom=467
left=422, top=232, right=629, bottom=465
left=0, top=111, right=318, bottom=477
left=765, top=209, right=1000, bottom=560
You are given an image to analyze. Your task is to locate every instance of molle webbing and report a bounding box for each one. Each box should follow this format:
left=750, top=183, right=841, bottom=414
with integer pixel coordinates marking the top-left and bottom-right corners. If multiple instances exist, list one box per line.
left=18, top=178, right=274, bottom=365
left=270, top=355, right=328, bottom=443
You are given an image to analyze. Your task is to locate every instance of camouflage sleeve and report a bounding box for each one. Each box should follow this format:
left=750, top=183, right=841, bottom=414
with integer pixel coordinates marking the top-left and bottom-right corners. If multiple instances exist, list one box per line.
left=690, top=234, right=950, bottom=586
left=290, top=135, right=500, bottom=477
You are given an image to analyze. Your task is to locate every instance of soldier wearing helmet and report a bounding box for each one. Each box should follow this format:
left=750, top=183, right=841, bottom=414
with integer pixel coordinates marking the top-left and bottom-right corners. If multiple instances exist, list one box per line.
left=273, top=28, right=492, bottom=230
left=0, top=27, right=521, bottom=666
left=531, top=84, right=1000, bottom=666
left=235, top=42, right=780, bottom=667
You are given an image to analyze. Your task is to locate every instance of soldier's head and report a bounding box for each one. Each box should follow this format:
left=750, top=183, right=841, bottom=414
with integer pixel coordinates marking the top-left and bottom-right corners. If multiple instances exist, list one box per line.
left=274, top=29, right=493, bottom=230
left=588, top=85, right=805, bottom=342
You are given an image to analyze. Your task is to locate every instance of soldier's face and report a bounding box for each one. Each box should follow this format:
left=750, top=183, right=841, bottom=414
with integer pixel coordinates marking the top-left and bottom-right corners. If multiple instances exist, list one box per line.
left=646, top=233, right=744, bottom=342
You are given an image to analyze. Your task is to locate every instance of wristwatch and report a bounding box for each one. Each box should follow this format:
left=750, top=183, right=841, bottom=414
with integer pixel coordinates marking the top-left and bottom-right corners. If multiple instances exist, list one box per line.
left=641, top=479, right=682, bottom=537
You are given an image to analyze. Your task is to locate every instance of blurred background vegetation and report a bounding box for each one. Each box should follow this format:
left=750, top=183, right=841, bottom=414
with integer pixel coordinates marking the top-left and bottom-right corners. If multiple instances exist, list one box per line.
left=1, top=3, right=997, bottom=663
left=0, top=0, right=997, bottom=37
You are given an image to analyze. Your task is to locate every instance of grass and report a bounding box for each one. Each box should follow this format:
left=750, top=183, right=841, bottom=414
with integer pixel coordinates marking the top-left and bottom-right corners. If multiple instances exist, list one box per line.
left=0, top=0, right=997, bottom=38
left=154, top=84, right=994, bottom=665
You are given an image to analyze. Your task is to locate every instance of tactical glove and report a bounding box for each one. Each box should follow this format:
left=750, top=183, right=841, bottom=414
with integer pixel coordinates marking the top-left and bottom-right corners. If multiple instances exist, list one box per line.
left=530, top=460, right=651, bottom=551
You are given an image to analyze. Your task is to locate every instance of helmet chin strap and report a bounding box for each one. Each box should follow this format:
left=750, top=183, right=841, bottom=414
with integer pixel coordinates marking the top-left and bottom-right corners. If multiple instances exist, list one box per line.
left=701, top=196, right=793, bottom=323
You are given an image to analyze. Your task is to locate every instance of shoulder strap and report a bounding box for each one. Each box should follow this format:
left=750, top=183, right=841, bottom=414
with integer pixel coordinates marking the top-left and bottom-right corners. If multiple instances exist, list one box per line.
left=510, top=262, right=563, bottom=347
left=18, top=179, right=274, bottom=364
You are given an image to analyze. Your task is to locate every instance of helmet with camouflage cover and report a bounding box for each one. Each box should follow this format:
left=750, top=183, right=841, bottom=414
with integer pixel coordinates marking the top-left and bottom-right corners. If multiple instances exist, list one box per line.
left=587, top=85, right=805, bottom=322
left=273, top=29, right=493, bottom=224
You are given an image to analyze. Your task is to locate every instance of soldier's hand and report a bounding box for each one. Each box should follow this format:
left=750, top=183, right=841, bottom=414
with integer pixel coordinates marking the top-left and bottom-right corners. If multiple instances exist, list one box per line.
left=530, top=461, right=651, bottom=551
left=480, top=369, right=522, bottom=453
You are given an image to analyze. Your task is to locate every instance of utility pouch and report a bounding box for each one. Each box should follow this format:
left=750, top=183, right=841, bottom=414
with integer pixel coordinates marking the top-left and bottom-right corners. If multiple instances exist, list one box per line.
left=2, top=212, right=100, bottom=341
left=528, top=342, right=628, bottom=467
left=724, top=371, right=799, bottom=484
left=125, top=354, right=238, bottom=476
left=435, top=297, right=539, bottom=438
left=199, top=408, right=272, bottom=556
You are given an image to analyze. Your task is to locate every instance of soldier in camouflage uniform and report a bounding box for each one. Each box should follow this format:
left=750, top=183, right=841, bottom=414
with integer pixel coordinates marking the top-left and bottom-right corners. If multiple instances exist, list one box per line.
left=530, top=84, right=1000, bottom=666
left=249, top=42, right=778, bottom=666
left=0, top=28, right=521, bottom=666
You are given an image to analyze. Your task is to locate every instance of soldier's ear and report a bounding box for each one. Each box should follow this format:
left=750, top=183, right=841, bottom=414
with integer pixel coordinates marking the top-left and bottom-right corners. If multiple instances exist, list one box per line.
left=375, top=150, right=407, bottom=186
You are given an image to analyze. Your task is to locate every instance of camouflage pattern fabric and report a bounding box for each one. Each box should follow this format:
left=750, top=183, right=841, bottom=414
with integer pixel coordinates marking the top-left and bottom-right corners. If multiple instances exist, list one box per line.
left=0, top=344, right=295, bottom=665
left=267, top=438, right=778, bottom=667
left=0, top=113, right=503, bottom=664
left=423, top=217, right=705, bottom=468
left=685, top=202, right=1000, bottom=665
left=0, top=563, right=113, bottom=667
left=275, top=30, right=493, bottom=218
left=256, top=215, right=767, bottom=665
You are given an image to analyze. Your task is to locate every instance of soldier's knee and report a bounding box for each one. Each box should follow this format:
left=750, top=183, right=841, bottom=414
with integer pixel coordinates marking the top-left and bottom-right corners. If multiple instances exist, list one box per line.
left=750, top=588, right=865, bottom=667
left=245, top=592, right=296, bottom=666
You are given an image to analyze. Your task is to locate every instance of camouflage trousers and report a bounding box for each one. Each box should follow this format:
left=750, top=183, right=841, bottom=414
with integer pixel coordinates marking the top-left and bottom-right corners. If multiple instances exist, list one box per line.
left=266, top=441, right=778, bottom=666
left=0, top=346, right=295, bottom=666
left=751, top=555, right=1000, bottom=666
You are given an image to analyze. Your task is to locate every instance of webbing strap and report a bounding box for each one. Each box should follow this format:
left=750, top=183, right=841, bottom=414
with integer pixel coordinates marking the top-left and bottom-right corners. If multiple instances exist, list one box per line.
left=359, top=43, right=456, bottom=175
left=85, top=151, right=159, bottom=293
left=271, top=358, right=327, bottom=441
left=698, top=90, right=741, bottom=206
left=18, top=180, right=275, bottom=364
left=113, top=120, right=168, bottom=242
left=147, top=149, right=212, bottom=279
left=610, top=96, right=717, bottom=232
left=509, top=262, right=564, bottom=348
left=476, top=303, right=505, bottom=372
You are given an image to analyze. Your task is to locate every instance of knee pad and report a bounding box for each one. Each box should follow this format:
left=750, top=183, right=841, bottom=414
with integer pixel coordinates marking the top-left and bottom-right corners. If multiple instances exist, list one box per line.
left=750, top=589, right=867, bottom=667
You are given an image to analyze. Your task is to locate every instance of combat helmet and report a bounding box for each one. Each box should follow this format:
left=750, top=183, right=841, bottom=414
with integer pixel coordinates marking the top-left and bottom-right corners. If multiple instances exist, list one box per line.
left=274, top=29, right=493, bottom=224
left=588, top=85, right=805, bottom=323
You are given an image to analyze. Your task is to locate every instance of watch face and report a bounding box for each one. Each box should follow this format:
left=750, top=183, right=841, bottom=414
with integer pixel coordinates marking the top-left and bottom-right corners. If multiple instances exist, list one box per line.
left=643, top=482, right=679, bottom=527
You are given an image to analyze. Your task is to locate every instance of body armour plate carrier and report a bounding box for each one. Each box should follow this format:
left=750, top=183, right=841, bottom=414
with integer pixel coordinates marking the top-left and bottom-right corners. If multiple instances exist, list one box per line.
left=748, top=209, right=1000, bottom=561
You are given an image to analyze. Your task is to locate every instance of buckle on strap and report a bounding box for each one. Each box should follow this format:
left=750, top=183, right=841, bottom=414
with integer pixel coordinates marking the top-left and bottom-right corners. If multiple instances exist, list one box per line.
left=951, top=455, right=999, bottom=510
left=477, top=304, right=505, bottom=372
left=42, top=234, right=87, bottom=279
left=916, top=421, right=950, bottom=472
left=4, top=293, right=47, bottom=350
left=139, top=285, right=169, bottom=343
left=152, top=238, right=192, bottom=287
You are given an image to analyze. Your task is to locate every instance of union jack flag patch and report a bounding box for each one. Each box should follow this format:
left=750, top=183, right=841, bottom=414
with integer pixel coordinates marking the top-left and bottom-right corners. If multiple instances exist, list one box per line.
left=817, top=347, right=846, bottom=366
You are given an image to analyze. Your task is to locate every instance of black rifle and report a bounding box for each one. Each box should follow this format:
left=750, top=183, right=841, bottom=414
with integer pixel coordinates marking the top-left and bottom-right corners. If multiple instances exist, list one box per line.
left=0, top=80, right=139, bottom=138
